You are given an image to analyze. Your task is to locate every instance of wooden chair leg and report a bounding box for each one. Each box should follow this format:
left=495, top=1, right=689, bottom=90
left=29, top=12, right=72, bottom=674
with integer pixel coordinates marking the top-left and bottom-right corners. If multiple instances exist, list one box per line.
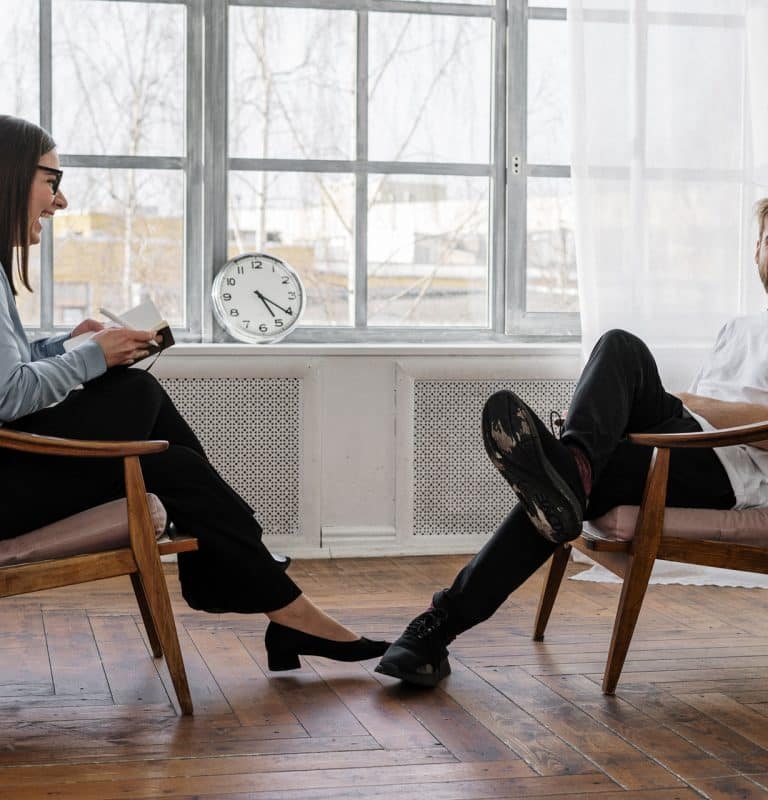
left=602, top=446, right=669, bottom=695
left=131, top=546, right=193, bottom=715
left=125, top=457, right=193, bottom=715
left=533, top=543, right=571, bottom=641
left=602, top=550, right=656, bottom=694
left=130, top=572, right=163, bottom=658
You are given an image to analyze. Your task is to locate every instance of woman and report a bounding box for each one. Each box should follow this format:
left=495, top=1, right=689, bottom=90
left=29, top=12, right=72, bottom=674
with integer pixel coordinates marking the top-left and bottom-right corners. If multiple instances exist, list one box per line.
left=0, top=114, right=387, bottom=671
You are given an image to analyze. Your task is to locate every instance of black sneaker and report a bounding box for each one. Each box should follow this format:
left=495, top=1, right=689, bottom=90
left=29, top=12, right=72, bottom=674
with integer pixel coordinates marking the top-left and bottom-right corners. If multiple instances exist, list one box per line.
left=482, top=390, right=586, bottom=544
left=374, top=608, right=454, bottom=687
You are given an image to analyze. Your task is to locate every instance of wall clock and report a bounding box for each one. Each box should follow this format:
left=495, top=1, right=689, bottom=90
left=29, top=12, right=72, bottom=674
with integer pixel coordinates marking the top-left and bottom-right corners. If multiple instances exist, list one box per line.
left=212, top=253, right=306, bottom=343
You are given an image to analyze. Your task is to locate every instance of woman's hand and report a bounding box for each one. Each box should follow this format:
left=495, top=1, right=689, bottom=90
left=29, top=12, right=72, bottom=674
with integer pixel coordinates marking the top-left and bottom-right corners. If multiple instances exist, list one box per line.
left=91, top=327, right=156, bottom=367
left=70, top=318, right=104, bottom=338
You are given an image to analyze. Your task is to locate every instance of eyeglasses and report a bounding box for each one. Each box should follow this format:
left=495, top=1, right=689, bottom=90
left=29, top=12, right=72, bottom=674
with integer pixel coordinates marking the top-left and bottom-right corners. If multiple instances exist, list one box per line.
left=38, top=165, right=63, bottom=195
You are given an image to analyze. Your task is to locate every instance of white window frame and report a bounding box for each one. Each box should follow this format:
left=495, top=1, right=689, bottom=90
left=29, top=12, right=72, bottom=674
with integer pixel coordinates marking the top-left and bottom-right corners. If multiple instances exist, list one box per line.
left=511, top=2, right=578, bottom=338
left=32, top=0, right=579, bottom=343
left=36, top=0, right=204, bottom=340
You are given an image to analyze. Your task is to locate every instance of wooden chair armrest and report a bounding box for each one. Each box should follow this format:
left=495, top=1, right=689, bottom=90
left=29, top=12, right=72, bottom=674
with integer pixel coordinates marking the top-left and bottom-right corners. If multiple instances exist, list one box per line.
left=0, top=428, right=168, bottom=457
left=629, top=419, right=768, bottom=449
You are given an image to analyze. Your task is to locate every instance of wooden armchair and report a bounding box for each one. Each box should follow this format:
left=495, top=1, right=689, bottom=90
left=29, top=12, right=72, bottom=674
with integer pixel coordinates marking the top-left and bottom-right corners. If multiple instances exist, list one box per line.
left=0, top=428, right=197, bottom=715
left=533, top=420, right=768, bottom=695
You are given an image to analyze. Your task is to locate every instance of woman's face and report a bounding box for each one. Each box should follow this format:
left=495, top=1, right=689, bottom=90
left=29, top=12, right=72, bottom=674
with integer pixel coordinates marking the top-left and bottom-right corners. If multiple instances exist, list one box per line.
left=27, top=148, right=67, bottom=246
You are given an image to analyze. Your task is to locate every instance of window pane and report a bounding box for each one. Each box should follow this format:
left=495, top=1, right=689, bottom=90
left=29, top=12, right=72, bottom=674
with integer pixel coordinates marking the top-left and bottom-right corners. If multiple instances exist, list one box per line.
left=369, top=14, right=492, bottom=163
left=52, top=1, right=185, bottom=156
left=646, top=25, right=743, bottom=170
left=577, top=21, right=630, bottom=166
left=229, top=7, right=355, bottom=160
left=649, top=1, right=744, bottom=11
left=527, top=177, right=578, bottom=312
left=16, top=247, right=41, bottom=328
left=645, top=180, right=740, bottom=323
left=533, top=2, right=742, bottom=13
left=53, top=169, right=185, bottom=327
left=532, top=2, right=741, bottom=12
left=400, top=0, right=492, bottom=5
left=0, top=0, right=39, bottom=120
left=535, top=1, right=740, bottom=8
left=229, top=171, right=355, bottom=327
left=528, top=19, right=568, bottom=165
left=368, top=175, right=489, bottom=327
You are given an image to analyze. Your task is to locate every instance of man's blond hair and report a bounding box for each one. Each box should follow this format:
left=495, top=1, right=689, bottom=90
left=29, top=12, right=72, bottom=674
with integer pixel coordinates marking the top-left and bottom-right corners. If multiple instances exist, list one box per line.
left=757, top=198, right=768, bottom=239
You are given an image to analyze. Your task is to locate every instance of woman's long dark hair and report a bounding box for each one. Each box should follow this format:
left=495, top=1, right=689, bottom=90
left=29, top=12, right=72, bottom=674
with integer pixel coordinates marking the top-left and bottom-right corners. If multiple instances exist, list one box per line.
left=0, top=115, right=56, bottom=295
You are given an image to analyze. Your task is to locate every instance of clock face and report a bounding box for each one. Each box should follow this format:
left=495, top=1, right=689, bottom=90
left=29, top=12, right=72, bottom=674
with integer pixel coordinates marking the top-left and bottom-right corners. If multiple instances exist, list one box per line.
left=212, top=253, right=305, bottom=343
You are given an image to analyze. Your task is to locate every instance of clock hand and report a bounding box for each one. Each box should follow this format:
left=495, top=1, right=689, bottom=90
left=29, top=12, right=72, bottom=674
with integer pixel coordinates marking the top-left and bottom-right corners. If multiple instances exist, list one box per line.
left=256, top=291, right=293, bottom=316
left=254, top=290, right=276, bottom=318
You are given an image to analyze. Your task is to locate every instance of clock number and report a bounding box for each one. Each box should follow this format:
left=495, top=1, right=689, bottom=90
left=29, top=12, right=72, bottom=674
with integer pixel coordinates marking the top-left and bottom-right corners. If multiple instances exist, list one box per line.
left=275, top=319, right=283, bottom=327
left=226, top=278, right=236, bottom=286
left=222, top=292, right=231, bottom=301
left=242, top=320, right=250, bottom=328
left=230, top=308, right=239, bottom=317
left=284, top=307, right=293, bottom=316
left=251, top=259, right=263, bottom=269
left=236, top=264, right=245, bottom=275
left=259, top=323, right=268, bottom=333
left=281, top=277, right=289, bottom=285
left=287, top=291, right=296, bottom=300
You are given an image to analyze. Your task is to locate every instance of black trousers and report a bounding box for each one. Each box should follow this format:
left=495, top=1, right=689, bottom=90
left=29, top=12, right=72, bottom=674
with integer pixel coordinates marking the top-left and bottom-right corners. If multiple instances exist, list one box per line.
left=0, top=368, right=301, bottom=613
left=434, top=329, right=736, bottom=633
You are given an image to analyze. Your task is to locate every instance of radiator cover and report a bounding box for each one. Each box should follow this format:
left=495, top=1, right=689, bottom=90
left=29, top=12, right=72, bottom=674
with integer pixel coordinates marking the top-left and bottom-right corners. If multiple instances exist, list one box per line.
left=159, top=377, right=302, bottom=538
left=412, top=379, right=576, bottom=537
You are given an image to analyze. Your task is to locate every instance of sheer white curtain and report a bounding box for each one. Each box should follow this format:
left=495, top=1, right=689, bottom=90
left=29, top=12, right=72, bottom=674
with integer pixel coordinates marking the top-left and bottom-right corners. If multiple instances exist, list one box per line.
left=569, top=0, right=768, bottom=386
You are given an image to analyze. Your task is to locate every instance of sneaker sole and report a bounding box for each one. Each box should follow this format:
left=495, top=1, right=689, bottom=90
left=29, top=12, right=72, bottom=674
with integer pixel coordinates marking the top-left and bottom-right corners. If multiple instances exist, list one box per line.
left=482, top=391, right=582, bottom=543
left=374, top=657, right=451, bottom=687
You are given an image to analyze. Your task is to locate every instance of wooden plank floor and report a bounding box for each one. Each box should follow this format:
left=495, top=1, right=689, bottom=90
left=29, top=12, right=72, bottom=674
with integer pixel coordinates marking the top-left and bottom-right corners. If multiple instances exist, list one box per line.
left=0, top=555, right=767, bottom=799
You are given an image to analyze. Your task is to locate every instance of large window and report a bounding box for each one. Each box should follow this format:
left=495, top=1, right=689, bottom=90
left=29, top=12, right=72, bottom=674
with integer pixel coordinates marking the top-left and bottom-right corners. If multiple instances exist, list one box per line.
left=2, top=0, right=576, bottom=342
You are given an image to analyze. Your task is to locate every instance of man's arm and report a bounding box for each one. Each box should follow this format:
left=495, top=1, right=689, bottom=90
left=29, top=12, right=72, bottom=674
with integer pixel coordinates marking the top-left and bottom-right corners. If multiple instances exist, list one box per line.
left=676, top=392, right=768, bottom=449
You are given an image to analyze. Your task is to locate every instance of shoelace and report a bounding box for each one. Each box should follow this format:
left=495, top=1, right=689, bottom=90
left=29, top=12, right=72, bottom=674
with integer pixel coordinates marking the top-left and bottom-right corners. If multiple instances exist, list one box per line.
left=549, top=410, right=565, bottom=440
left=404, top=609, right=447, bottom=640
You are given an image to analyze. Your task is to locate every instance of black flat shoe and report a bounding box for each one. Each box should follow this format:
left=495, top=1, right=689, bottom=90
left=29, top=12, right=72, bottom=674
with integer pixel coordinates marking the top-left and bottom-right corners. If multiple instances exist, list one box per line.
left=270, top=551, right=291, bottom=571
left=265, top=622, right=390, bottom=671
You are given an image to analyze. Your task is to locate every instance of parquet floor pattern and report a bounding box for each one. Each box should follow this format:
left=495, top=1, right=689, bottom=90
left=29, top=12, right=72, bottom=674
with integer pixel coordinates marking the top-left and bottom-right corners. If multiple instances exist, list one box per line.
left=0, top=556, right=767, bottom=799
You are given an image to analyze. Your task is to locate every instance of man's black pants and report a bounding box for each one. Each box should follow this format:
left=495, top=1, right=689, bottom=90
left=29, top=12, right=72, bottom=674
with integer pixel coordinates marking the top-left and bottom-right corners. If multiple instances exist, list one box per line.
left=434, top=329, right=736, bottom=632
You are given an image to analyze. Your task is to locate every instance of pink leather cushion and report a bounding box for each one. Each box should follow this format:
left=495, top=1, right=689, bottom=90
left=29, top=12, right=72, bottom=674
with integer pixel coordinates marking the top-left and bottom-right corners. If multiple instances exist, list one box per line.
left=0, top=495, right=167, bottom=568
left=585, top=505, right=768, bottom=548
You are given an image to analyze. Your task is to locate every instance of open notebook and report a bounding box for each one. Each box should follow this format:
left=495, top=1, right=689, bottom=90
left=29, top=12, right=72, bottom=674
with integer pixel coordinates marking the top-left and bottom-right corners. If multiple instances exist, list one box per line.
left=64, top=298, right=175, bottom=362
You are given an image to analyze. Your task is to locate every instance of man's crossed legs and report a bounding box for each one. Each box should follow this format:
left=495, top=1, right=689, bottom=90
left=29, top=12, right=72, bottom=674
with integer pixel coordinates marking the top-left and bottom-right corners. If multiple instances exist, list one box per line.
left=376, top=329, right=735, bottom=686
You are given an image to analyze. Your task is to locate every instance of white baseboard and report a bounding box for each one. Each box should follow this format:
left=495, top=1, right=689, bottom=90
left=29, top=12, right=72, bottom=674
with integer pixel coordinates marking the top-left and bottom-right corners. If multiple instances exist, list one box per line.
left=318, top=526, right=490, bottom=559
left=321, top=525, right=397, bottom=549
left=402, top=533, right=492, bottom=556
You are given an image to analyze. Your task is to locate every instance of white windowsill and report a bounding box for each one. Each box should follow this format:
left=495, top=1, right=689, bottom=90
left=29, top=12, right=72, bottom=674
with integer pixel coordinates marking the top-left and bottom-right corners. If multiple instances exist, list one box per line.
left=161, top=341, right=584, bottom=358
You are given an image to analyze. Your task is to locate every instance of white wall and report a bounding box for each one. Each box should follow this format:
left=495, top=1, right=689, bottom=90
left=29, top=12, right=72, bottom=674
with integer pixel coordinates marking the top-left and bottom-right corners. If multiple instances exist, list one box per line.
left=154, top=341, right=710, bottom=559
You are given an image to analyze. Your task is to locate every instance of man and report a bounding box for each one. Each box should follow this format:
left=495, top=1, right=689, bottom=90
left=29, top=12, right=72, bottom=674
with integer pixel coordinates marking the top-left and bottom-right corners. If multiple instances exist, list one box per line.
left=375, top=199, right=768, bottom=687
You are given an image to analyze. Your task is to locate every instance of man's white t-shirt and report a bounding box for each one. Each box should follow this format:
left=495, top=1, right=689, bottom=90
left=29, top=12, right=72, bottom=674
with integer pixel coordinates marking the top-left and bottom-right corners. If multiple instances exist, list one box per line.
left=686, top=312, right=768, bottom=509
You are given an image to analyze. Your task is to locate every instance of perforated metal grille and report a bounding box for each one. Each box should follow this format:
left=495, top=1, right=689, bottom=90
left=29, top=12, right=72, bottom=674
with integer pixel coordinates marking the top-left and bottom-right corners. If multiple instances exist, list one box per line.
left=412, top=379, right=576, bottom=537
left=159, top=378, right=301, bottom=537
